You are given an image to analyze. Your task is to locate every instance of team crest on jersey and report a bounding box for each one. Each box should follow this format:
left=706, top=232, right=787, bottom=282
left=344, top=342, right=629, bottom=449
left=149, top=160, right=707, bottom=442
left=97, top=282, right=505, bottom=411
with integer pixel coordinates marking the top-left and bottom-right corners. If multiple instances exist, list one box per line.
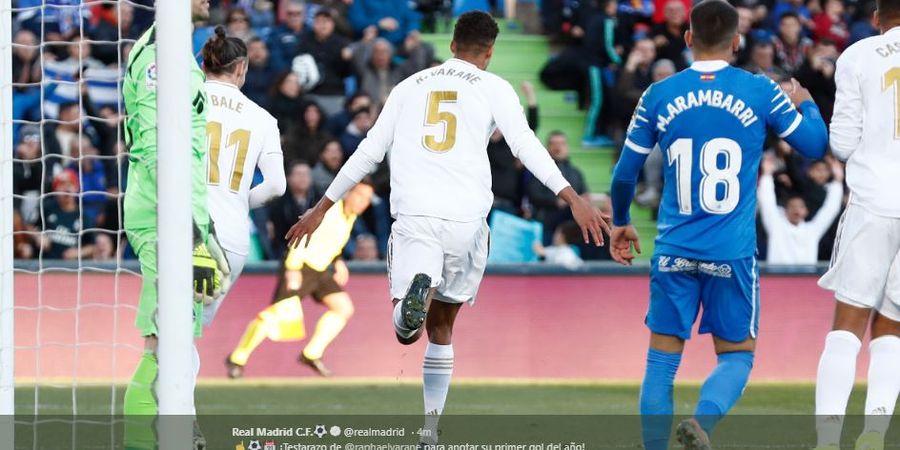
left=145, top=63, right=158, bottom=91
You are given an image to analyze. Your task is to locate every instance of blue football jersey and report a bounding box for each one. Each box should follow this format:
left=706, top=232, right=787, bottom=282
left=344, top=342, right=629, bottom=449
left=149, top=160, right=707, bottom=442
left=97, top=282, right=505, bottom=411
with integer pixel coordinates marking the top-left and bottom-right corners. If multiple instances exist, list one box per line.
left=624, top=61, right=803, bottom=260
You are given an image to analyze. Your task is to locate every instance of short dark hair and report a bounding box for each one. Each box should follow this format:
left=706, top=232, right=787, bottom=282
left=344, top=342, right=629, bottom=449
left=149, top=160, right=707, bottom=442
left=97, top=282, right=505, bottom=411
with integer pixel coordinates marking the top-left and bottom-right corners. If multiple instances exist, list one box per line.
left=779, top=11, right=801, bottom=23
left=878, top=0, right=900, bottom=23
left=452, top=11, right=499, bottom=54
left=690, top=0, right=739, bottom=52
left=202, top=26, right=248, bottom=75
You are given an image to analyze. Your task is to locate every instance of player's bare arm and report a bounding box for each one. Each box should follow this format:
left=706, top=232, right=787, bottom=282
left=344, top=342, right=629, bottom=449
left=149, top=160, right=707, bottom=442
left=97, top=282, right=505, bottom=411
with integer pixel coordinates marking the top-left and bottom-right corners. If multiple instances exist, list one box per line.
left=285, top=196, right=335, bottom=248
left=558, top=186, right=611, bottom=246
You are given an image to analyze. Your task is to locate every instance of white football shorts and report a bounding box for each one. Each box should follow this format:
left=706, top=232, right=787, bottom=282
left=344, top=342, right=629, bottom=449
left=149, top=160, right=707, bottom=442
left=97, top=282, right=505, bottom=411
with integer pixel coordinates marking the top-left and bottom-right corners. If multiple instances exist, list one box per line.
left=818, top=202, right=900, bottom=321
left=388, top=214, right=490, bottom=304
left=202, top=249, right=247, bottom=326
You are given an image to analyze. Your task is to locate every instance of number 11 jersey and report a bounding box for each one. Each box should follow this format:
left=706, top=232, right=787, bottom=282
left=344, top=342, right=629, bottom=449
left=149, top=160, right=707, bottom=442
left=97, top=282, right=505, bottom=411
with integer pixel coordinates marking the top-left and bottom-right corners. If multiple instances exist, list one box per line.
left=205, top=80, right=282, bottom=256
left=624, top=60, right=805, bottom=260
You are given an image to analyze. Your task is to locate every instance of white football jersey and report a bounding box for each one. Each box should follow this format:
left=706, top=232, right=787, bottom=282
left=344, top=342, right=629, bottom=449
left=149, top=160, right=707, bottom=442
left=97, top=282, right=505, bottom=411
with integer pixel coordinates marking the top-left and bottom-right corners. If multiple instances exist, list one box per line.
left=325, top=58, right=569, bottom=221
left=205, top=80, right=282, bottom=255
left=830, top=26, right=900, bottom=217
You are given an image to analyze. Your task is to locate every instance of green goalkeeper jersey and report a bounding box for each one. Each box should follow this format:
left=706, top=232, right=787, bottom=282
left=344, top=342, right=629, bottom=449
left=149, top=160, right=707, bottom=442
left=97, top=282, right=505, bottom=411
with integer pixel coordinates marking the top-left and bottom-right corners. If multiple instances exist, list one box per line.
left=123, top=24, right=209, bottom=237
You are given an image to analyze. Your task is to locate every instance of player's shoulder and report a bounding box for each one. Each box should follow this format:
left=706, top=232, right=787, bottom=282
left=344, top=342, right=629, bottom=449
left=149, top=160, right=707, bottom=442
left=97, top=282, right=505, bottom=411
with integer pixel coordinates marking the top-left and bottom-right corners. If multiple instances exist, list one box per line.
left=839, top=34, right=880, bottom=61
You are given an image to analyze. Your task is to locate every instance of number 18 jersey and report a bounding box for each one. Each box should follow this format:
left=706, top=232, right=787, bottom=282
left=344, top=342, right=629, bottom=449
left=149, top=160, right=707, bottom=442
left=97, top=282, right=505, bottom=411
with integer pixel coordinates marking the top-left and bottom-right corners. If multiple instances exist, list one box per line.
left=625, top=60, right=804, bottom=260
left=205, top=80, right=282, bottom=256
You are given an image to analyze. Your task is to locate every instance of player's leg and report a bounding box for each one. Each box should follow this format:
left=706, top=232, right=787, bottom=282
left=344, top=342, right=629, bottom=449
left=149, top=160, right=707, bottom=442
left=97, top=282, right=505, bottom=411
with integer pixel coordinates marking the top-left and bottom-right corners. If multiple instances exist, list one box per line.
left=640, top=256, right=700, bottom=450
left=202, top=250, right=247, bottom=327
left=815, top=205, right=897, bottom=449
left=388, top=216, right=444, bottom=343
left=856, top=266, right=900, bottom=450
left=686, top=257, right=759, bottom=445
left=227, top=266, right=310, bottom=377
left=421, top=299, right=463, bottom=445
left=300, top=274, right=354, bottom=376
left=123, top=228, right=160, bottom=450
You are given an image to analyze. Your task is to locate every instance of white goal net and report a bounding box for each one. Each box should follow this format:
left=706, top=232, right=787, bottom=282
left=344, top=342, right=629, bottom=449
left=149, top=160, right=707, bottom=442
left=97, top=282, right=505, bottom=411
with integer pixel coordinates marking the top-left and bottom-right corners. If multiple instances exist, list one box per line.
left=2, top=1, right=196, bottom=447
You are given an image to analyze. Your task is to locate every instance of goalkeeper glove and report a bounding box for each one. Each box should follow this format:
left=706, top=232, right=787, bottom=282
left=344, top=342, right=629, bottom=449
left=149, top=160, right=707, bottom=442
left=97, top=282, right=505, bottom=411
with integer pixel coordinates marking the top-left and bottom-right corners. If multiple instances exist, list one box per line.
left=207, top=222, right=232, bottom=300
left=192, top=241, right=220, bottom=305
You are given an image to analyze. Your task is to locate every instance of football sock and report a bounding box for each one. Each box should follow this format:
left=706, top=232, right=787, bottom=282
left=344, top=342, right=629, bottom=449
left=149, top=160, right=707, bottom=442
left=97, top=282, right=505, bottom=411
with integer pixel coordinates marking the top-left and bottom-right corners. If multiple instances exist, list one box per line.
left=302, top=311, right=348, bottom=360
left=640, top=348, right=682, bottom=450
left=863, top=335, right=900, bottom=436
left=815, top=330, right=862, bottom=447
left=123, top=350, right=158, bottom=450
left=230, top=297, right=306, bottom=366
left=393, top=301, right=416, bottom=338
left=694, top=351, right=754, bottom=434
left=422, top=342, right=454, bottom=445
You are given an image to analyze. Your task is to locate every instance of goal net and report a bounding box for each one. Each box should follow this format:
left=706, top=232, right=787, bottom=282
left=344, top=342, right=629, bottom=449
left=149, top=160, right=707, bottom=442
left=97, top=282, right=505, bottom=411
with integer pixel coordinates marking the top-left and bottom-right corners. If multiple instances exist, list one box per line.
left=2, top=1, right=196, bottom=447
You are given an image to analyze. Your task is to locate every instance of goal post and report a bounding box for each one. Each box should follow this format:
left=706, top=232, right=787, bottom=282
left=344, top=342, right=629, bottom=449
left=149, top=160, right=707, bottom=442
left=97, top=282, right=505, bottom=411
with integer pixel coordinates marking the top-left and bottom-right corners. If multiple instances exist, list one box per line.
left=1, top=0, right=15, bottom=421
left=155, top=0, right=196, bottom=446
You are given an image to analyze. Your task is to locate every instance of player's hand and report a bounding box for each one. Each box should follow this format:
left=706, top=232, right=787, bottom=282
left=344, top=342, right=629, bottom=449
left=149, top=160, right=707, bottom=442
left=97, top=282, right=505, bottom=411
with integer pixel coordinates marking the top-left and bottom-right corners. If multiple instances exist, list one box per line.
left=286, top=204, right=328, bottom=248
left=565, top=190, right=610, bottom=247
left=192, top=241, right=221, bottom=305
left=333, top=260, right=350, bottom=287
left=378, top=17, right=399, bottom=31
left=761, top=153, right=777, bottom=175
left=786, top=78, right=813, bottom=107
left=286, top=269, right=303, bottom=291
left=610, top=225, right=641, bottom=266
left=828, top=155, right=845, bottom=183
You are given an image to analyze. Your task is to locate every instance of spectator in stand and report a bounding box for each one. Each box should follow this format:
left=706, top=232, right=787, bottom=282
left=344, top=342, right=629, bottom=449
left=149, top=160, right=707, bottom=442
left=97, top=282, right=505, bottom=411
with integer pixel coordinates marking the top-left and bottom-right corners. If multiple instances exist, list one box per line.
left=613, top=38, right=656, bottom=142
left=327, top=92, right=372, bottom=136
left=268, top=161, right=316, bottom=259
left=352, top=35, right=428, bottom=108
left=849, top=1, right=878, bottom=45
left=773, top=12, right=814, bottom=73
left=533, top=221, right=584, bottom=269
left=12, top=30, right=41, bottom=94
left=12, top=125, right=49, bottom=224
left=735, top=4, right=759, bottom=66
left=794, top=39, right=838, bottom=122
left=67, top=136, right=109, bottom=227
left=49, top=102, right=81, bottom=159
left=39, top=170, right=91, bottom=260
left=13, top=210, right=35, bottom=259
left=582, top=0, right=623, bottom=147
left=298, top=8, right=353, bottom=116
left=348, top=0, right=422, bottom=49
left=759, top=154, right=844, bottom=265
left=91, top=232, right=117, bottom=261
left=90, top=3, right=140, bottom=65
left=312, top=139, right=344, bottom=197
left=813, top=0, right=850, bottom=49
left=224, top=7, right=256, bottom=42
left=526, top=131, right=588, bottom=244
left=651, top=0, right=690, bottom=69
left=61, top=35, right=106, bottom=70
left=267, top=71, right=306, bottom=139
left=339, top=106, right=374, bottom=157
left=489, top=82, right=539, bottom=215
left=743, top=40, right=789, bottom=80
left=770, top=0, right=813, bottom=26
left=268, top=0, right=306, bottom=72
left=307, top=0, right=354, bottom=38
left=242, top=37, right=277, bottom=107
left=351, top=234, right=379, bottom=261
left=286, top=102, right=332, bottom=165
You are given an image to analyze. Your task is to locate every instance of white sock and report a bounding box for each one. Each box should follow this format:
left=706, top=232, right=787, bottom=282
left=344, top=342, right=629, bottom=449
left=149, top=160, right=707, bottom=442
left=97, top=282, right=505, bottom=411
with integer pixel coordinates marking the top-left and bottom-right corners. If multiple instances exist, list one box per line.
left=422, top=342, right=453, bottom=445
left=393, top=302, right=416, bottom=338
left=815, top=330, right=862, bottom=446
left=863, top=335, right=900, bottom=436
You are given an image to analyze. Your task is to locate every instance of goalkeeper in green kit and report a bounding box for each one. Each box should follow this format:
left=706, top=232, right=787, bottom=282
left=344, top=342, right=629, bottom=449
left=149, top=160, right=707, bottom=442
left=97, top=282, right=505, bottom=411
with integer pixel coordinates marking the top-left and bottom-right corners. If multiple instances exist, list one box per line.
left=122, top=0, right=228, bottom=448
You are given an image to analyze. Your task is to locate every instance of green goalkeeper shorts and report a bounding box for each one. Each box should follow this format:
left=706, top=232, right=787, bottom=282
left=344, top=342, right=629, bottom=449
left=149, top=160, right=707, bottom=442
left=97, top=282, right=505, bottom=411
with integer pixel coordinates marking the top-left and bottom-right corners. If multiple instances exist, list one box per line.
left=126, top=227, right=203, bottom=338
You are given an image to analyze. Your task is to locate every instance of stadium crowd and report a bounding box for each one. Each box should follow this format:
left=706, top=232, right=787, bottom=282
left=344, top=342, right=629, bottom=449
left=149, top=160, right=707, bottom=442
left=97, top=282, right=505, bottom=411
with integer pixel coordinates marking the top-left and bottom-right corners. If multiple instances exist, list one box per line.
left=8, top=0, right=860, bottom=264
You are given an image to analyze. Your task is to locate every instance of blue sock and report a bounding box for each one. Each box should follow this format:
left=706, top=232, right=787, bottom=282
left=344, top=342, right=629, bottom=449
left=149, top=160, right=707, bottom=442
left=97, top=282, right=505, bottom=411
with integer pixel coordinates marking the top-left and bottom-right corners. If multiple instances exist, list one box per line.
left=695, top=351, right=754, bottom=435
left=640, top=348, right=682, bottom=450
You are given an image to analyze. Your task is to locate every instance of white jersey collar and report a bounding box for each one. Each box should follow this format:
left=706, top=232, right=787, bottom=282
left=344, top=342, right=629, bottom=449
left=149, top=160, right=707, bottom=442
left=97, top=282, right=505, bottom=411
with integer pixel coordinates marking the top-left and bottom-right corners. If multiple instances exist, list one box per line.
left=207, top=79, right=240, bottom=90
left=887, top=26, right=900, bottom=36
left=448, top=57, right=478, bottom=68
left=690, top=60, right=730, bottom=72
